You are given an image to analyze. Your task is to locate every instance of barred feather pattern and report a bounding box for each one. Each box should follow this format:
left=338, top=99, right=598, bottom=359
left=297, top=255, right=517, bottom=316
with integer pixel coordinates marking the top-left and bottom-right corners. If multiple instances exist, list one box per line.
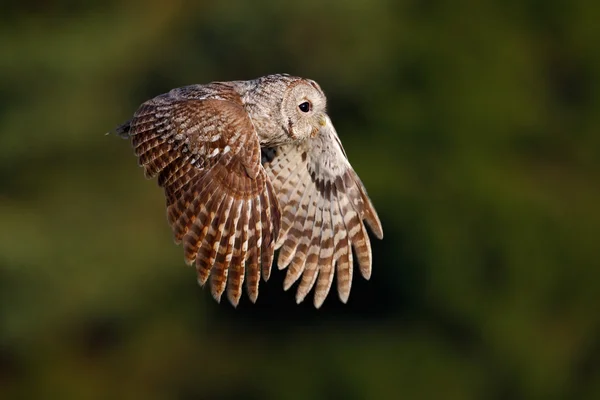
left=263, top=117, right=383, bottom=308
left=116, top=74, right=382, bottom=308
left=128, top=87, right=280, bottom=306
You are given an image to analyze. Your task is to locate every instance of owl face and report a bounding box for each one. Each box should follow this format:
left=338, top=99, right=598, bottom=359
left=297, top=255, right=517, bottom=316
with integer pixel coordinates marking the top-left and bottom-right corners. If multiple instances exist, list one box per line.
left=281, top=80, right=327, bottom=140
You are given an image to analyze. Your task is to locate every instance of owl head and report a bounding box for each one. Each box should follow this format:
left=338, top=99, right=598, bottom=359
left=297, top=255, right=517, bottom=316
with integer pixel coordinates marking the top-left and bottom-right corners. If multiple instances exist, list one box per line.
left=238, top=74, right=330, bottom=145
left=280, top=79, right=328, bottom=140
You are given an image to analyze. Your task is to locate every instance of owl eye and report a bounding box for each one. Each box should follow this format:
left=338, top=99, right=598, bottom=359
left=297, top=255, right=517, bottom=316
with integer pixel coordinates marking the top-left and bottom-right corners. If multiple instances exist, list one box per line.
left=298, top=101, right=311, bottom=113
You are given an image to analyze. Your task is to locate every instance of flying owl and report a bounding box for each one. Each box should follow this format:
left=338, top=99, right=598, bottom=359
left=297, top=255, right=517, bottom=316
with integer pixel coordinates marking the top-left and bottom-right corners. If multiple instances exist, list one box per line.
left=113, top=74, right=383, bottom=308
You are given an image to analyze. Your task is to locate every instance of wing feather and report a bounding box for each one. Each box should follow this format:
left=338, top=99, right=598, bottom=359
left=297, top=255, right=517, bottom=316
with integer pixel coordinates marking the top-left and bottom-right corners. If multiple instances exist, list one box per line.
left=336, top=171, right=373, bottom=279
left=313, top=183, right=337, bottom=308
left=245, top=197, right=262, bottom=303
left=210, top=198, right=242, bottom=302
left=272, top=151, right=311, bottom=248
left=260, top=178, right=280, bottom=281
left=195, top=193, right=230, bottom=286
left=184, top=182, right=226, bottom=269
left=294, top=194, right=325, bottom=304
left=126, top=88, right=280, bottom=306
left=282, top=184, right=318, bottom=291
left=333, top=187, right=353, bottom=303
left=277, top=165, right=313, bottom=269
left=227, top=199, right=250, bottom=306
left=263, top=117, right=382, bottom=307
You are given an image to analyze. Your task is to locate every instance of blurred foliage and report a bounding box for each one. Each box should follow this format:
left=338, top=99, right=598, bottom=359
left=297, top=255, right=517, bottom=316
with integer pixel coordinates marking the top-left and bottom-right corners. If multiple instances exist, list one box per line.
left=1, top=0, right=599, bottom=399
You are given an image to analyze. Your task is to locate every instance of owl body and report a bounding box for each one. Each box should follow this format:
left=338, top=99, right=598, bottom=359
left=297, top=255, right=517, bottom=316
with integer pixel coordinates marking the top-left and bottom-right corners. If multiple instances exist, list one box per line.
left=115, top=74, right=382, bottom=308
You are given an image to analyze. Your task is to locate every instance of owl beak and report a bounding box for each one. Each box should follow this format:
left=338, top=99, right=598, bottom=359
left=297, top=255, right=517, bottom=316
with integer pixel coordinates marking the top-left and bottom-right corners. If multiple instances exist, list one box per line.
left=310, top=114, right=328, bottom=138
left=318, top=114, right=328, bottom=127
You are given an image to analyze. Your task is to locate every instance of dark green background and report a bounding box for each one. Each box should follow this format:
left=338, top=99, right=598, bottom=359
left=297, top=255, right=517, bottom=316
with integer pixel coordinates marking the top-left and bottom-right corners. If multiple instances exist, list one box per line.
left=1, top=1, right=599, bottom=399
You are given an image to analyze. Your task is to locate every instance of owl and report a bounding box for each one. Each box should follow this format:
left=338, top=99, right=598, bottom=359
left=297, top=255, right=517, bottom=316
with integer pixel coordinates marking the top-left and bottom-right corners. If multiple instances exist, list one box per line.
left=113, top=74, right=383, bottom=308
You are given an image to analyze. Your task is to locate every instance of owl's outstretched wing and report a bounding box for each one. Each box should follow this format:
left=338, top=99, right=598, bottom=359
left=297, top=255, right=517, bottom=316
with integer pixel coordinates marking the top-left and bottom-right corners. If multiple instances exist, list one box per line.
left=262, top=117, right=383, bottom=308
left=124, top=89, right=280, bottom=306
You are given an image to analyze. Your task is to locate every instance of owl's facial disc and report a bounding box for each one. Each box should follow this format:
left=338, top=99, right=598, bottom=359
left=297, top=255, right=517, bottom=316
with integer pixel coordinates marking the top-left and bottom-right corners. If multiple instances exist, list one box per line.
left=282, top=81, right=327, bottom=140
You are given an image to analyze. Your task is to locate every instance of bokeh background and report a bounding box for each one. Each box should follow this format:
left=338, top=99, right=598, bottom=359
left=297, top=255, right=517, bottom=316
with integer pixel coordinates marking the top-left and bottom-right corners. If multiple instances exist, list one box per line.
left=2, top=0, right=599, bottom=399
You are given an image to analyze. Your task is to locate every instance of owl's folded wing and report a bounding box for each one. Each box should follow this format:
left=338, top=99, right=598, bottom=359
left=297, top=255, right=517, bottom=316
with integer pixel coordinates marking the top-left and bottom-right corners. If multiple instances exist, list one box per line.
left=262, top=117, right=383, bottom=308
left=127, top=93, right=280, bottom=306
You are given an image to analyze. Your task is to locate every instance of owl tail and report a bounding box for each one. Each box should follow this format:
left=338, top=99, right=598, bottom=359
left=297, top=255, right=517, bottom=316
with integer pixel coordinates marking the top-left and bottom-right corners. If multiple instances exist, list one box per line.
left=107, top=120, right=132, bottom=139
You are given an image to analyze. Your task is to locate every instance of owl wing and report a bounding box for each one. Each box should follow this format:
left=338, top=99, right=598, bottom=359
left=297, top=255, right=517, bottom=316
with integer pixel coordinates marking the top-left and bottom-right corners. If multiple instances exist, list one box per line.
left=127, top=88, right=280, bottom=306
left=262, top=119, right=383, bottom=308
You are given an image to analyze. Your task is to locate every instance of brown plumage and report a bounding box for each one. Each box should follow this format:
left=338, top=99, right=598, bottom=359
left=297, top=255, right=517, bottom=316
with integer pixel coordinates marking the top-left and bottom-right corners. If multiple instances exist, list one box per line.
left=114, top=74, right=383, bottom=308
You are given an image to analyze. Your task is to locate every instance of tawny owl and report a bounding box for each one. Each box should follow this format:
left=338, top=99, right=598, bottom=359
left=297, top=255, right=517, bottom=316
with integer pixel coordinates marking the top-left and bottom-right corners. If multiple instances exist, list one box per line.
left=113, top=74, right=383, bottom=308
